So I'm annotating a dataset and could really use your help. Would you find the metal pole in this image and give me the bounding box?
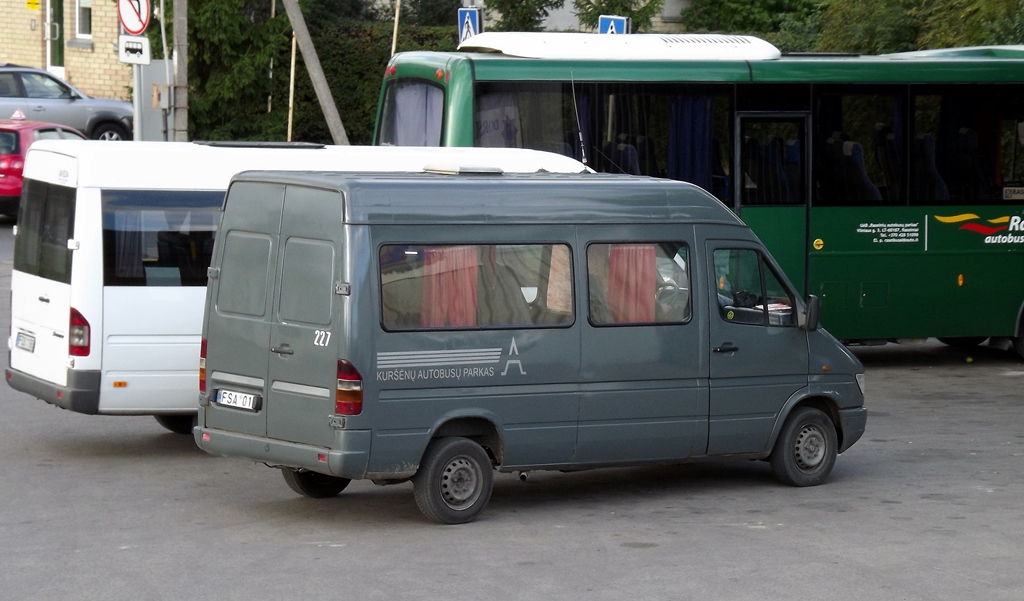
[280,0,349,145]
[132,64,141,140]
[288,32,296,141]
[172,0,188,141]
[391,0,401,57]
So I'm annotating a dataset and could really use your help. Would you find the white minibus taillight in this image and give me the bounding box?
[69,308,90,357]
[199,338,207,393]
[336,360,363,415]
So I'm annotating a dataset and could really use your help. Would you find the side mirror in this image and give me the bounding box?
[802,294,820,331]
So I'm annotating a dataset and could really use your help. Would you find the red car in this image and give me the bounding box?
[0,119,86,217]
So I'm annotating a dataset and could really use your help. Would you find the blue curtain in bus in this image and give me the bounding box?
[667,95,712,191]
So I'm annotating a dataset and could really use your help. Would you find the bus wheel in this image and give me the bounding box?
[937,336,988,348]
[1014,336,1024,361]
[413,437,493,524]
[154,414,196,435]
[281,468,350,498]
[769,407,837,487]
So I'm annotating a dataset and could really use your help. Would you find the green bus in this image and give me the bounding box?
[373,32,1024,357]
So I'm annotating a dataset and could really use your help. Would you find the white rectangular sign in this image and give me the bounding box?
[118,35,151,65]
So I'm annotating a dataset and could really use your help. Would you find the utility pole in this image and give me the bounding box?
[280,0,349,145]
[172,0,188,141]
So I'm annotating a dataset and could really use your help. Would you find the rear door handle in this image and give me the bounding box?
[271,344,294,355]
[713,343,739,353]
[38,296,50,303]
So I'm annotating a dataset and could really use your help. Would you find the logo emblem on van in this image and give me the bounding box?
[375,338,525,382]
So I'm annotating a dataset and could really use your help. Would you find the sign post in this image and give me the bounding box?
[118,0,150,141]
[458,8,481,44]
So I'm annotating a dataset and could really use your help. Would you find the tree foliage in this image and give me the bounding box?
[573,0,665,33]
[487,0,567,31]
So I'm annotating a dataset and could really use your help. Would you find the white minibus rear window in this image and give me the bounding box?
[13,179,76,284]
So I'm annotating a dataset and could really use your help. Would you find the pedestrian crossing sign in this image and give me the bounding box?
[458,8,482,44]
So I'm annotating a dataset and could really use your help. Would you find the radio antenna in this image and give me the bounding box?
[570,68,588,166]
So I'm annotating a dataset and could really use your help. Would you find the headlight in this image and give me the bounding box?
[856,373,866,395]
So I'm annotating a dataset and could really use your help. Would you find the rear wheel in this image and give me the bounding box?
[413,437,493,524]
[281,468,350,498]
[90,122,129,140]
[769,407,837,487]
[154,414,196,435]
[937,336,988,348]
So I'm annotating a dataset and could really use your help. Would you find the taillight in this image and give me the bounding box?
[69,308,90,356]
[0,154,25,176]
[199,338,207,393]
[336,359,363,415]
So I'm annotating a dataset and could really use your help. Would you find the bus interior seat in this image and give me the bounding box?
[741,137,767,204]
[838,141,883,204]
[873,124,903,204]
[478,263,533,326]
[602,139,641,175]
[956,127,990,201]
[913,133,950,202]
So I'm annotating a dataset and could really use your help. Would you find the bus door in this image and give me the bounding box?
[734,114,809,295]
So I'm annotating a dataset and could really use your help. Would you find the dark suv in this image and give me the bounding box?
[0,64,133,140]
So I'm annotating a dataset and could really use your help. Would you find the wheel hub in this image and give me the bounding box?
[440,456,481,510]
[794,425,826,470]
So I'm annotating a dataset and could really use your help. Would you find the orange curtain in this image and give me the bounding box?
[421,246,479,327]
[608,244,656,323]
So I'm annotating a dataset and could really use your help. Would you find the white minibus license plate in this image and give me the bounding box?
[15,332,36,353]
[216,389,260,411]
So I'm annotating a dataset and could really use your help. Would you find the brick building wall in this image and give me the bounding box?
[0,0,46,67]
[0,0,131,101]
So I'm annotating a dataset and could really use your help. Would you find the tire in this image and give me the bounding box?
[413,437,494,524]
[154,414,197,435]
[937,336,988,348]
[90,122,129,141]
[1014,336,1024,361]
[281,468,350,498]
[769,406,837,487]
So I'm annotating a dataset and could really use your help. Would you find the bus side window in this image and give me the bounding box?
[588,242,690,326]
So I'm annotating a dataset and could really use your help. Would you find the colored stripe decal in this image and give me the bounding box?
[960,223,1008,235]
[934,213,980,223]
[988,216,1011,224]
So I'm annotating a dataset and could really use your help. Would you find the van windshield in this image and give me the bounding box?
[101,190,223,286]
[13,179,76,284]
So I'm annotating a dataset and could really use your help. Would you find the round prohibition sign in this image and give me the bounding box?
[118,0,151,35]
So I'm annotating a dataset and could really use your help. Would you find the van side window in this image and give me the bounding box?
[379,243,574,330]
[13,179,76,284]
[713,248,795,326]
[587,242,691,325]
[101,190,222,286]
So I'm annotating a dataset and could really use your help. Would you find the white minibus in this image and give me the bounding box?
[5,140,587,433]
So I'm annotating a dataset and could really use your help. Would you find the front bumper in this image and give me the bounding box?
[838,406,868,453]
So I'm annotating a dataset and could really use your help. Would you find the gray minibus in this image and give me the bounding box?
[195,169,867,524]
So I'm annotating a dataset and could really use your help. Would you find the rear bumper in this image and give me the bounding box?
[195,426,372,481]
[0,194,19,216]
[5,367,101,414]
[838,406,868,453]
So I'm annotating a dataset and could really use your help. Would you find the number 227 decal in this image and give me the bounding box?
[314,330,332,347]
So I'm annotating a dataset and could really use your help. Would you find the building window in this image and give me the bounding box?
[77,0,92,38]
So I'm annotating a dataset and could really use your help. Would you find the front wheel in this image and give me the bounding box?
[281,468,350,498]
[769,407,837,487]
[413,437,493,524]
